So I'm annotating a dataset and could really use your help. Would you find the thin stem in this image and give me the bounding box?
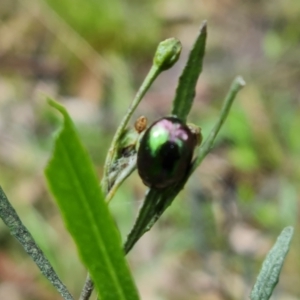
[191,76,246,173]
[0,186,74,300]
[101,37,182,195]
[123,189,160,254]
[102,65,160,194]
[106,158,137,203]
[79,274,94,300]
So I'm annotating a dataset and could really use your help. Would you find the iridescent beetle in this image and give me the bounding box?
[136,116,201,189]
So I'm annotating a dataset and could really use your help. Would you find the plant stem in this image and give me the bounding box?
[0,186,74,300]
[123,189,160,254]
[102,37,182,195]
[101,65,160,194]
[191,76,246,173]
[106,157,137,203]
[79,273,94,300]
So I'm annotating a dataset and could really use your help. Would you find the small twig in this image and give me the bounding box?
[79,274,94,300]
[0,186,74,300]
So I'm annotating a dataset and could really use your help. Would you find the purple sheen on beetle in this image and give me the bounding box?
[137,116,196,189]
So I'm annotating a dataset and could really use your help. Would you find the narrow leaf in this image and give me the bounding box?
[124,181,186,254]
[250,226,294,300]
[0,187,74,300]
[192,76,245,172]
[45,99,139,300]
[171,21,207,122]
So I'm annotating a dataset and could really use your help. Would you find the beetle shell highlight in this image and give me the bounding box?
[137,116,196,189]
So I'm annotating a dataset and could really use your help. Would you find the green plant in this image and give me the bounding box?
[0,21,294,300]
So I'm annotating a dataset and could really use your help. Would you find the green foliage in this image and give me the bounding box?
[124,72,245,256]
[250,227,294,300]
[42,24,246,298]
[172,21,207,123]
[44,99,139,300]
[42,25,246,298]
[0,8,296,297]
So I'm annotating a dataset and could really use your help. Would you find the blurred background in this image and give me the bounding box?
[0,0,300,299]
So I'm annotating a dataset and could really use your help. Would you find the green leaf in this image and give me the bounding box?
[44,99,139,300]
[250,226,294,300]
[124,181,186,254]
[171,21,207,122]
